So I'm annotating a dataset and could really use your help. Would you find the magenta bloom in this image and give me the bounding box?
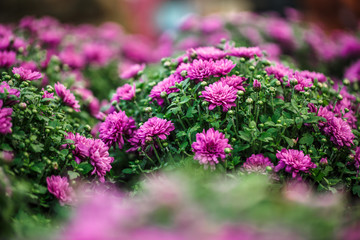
[54,82,81,112]
[0,51,16,68]
[0,150,14,162]
[46,175,73,205]
[83,42,112,66]
[119,63,145,79]
[189,46,226,60]
[111,84,136,102]
[291,72,313,92]
[352,147,360,169]
[42,88,54,99]
[128,117,175,151]
[200,81,237,112]
[253,79,261,90]
[300,70,327,83]
[192,128,232,168]
[220,75,246,91]
[0,81,20,106]
[187,59,215,81]
[12,67,42,81]
[149,75,181,106]
[344,60,360,83]
[59,47,85,69]
[99,110,136,149]
[213,58,236,76]
[275,149,316,179]
[265,63,293,82]
[0,100,13,135]
[323,117,354,147]
[243,154,274,173]
[227,46,262,59]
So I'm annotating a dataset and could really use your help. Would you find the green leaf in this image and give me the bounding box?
[68,171,80,180]
[78,162,93,174]
[353,186,360,197]
[236,144,250,151]
[180,96,190,104]
[122,168,133,174]
[0,143,13,151]
[283,136,294,148]
[239,131,251,142]
[180,141,188,150]
[30,162,46,174]
[299,133,314,146]
[30,143,44,153]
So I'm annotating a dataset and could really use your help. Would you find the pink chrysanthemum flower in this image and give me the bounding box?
[64,132,93,163]
[83,42,112,66]
[253,79,261,90]
[187,59,215,81]
[174,62,191,80]
[54,82,81,112]
[59,47,85,69]
[0,51,16,68]
[12,67,42,81]
[46,175,73,205]
[128,117,175,151]
[344,60,360,83]
[291,72,313,92]
[192,128,232,168]
[189,46,226,60]
[243,154,274,173]
[275,149,316,179]
[352,147,360,169]
[0,100,13,135]
[42,88,54,99]
[119,63,145,79]
[0,81,20,106]
[213,58,236,76]
[227,46,262,59]
[99,110,136,149]
[265,63,293,82]
[220,75,246,91]
[149,75,181,106]
[323,117,355,147]
[200,81,237,112]
[111,84,136,102]
[300,70,327,83]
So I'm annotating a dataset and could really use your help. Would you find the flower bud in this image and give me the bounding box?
[201,81,208,87]
[19,102,27,109]
[275,80,281,86]
[144,107,152,113]
[181,70,187,77]
[266,166,272,172]
[320,158,328,166]
[160,91,168,98]
[344,108,350,113]
[269,87,276,92]
[337,94,343,100]
[237,90,244,96]
[163,142,169,147]
[224,148,232,154]
[343,79,350,86]
[240,57,246,63]
[84,125,91,131]
[253,79,261,91]
[52,162,58,170]
[258,100,263,105]
[249,65,255,71]
[246,98,253,104]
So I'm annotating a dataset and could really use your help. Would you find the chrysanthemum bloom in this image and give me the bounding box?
[200,16,223,33]
[200,81,237,112]
[64,132,93,163]
[227,46,262,59]
[128,117,175,151]
[213,58,236,76]
[0,51,16,68]
[243,154,274,173]
[20,61,38,71]
[220,75,246,91]
[59,47,85,69]
[119,63,145,79]
[149,75,181,106]
[320,158,328,165]
[291,72,313,92]
[99,110,136,149]
[54,82,81,112]
[0,81,20,106]
[352,147,360,169]
[0,100,13,135]
[187,59,215,81]
[253,79,261,90]
[39,29,63,48]
[192,128,232,168]
[189,46,226,60]
[344,59,360,83]
[265,64,293,82]
[42,89,54,99]
[0,150,14,162]
[173,62,191,80]
[111,84,136,102]
[46,175,73,205]
[83,42,112,66]
[323,117,354,147]
[12,67,42,81]
[275,149,316,179]
[300,70,327,83]
[88,139,114,182]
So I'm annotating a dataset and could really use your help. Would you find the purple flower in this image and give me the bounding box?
[42,88,54,99]
[0,150,14,162]
[213,58,236,76]
[187,59,215,81]
[253,79,261,90]
[200,16,223,33]
[0,51,16,68]
[59,47,85,69]
[220,75,246,91]
[243,154,274,173]
[275,149,316,179]
[12,67,42,81]
[83,42,112,66]
[291,72,313,92]
[99,110,136,149]
[266,18,295,50]
[189,46,226,60]
[119,63,145,79]
[265,63,293,82]
[227,46,262,59]
[320,158,328,166]
[64,132,92,163]
[111,84,136,102]
[352,147,360,169]
[46,175,73,205]
[300,70,327,83]
[323,117,354,147]
[344,60,360,83]
[200,81,237,112]
[0,100,13,135]
[128,117,174,151]
[39,29,63,48]
[0,81,20,106]
[149,75,181,106]
[54,82,81,112]
[192,128,232,168]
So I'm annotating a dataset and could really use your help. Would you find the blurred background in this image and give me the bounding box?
[1,0,360,39]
